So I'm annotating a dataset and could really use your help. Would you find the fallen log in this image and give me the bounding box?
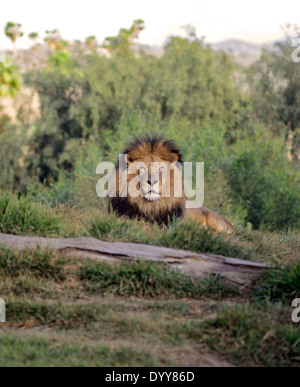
[0,233,268,286]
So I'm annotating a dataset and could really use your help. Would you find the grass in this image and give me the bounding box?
[88,211,258,261]
[0,191,298,265]
[2,297,300,367]
[253,262,300,303]
[0,247,67,281]
[0,334,159,367]
[6,300,110,329]
[0,191,60,236]
[174,303,300,367]
[88,211,300,264]
[0,195,299,366]
[0,247,237,301]
[235,227,300,264]
[79,259,239,299]
[0,246,299,367]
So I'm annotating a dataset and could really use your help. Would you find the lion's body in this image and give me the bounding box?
[108,135,235,234]
[184,207,235,234]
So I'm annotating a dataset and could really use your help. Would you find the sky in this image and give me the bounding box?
[1,0,300,50]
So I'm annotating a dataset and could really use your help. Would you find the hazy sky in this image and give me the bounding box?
[1,0,300,50]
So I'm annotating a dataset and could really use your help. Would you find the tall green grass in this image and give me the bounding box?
[253,262,300,302]
[0,191,60,236]
[88,211,258,261]
[79,259,238,299]
[0,247,66,280]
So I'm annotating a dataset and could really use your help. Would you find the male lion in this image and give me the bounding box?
[108,135,235,234]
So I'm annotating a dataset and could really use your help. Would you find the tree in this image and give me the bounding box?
[44,29,67,51]
[102,19,145,53]
[0,58,21,98]
[5,22,24,52]
[247,25,300,160]
[25,48,84,182]
[28,32,39,50]
[86,36,97,52]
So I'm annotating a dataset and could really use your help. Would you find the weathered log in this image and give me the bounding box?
[0,233,268,286]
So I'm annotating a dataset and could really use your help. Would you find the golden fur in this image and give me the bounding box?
[108,135,235,234]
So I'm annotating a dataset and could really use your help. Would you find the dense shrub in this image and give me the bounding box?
[226,130,300,230]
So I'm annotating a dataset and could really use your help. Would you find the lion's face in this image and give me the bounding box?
[124,141,184,207]
[127,155,178,203]
[109,135,185,224]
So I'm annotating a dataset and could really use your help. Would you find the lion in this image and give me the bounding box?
[108,135,235,234]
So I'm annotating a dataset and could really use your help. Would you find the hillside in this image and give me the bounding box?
[0,192,299,367]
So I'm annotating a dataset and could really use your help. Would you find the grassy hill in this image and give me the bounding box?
[0,192,299,367]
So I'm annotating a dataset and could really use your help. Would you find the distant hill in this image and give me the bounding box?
[139,39,274,66]
[210,39,274,66]
[211,39,263,55]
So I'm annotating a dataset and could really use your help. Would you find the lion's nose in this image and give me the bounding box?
[148,179,158,187]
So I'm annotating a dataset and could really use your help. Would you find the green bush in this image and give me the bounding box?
[28,141,105,209]
[226,129,300,230]
[247,36,300,159]
[0,126,30,192]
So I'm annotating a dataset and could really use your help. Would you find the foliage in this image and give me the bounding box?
[28,141,103,208]
[0,58,21,97]
[5,21,23,49]
[247,27,300,159]
[226,128,300,230]
[85,36,97,51]
[103,19,145,52]
[24,50,84,182]
[28,32,39,49]
[44,29,67,51]
[28,32,39,40]
[0,126,30,191]
[0,19,298,232]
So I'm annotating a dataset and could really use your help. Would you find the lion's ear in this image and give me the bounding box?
[125,154,133,165]
[170,153,179,163]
